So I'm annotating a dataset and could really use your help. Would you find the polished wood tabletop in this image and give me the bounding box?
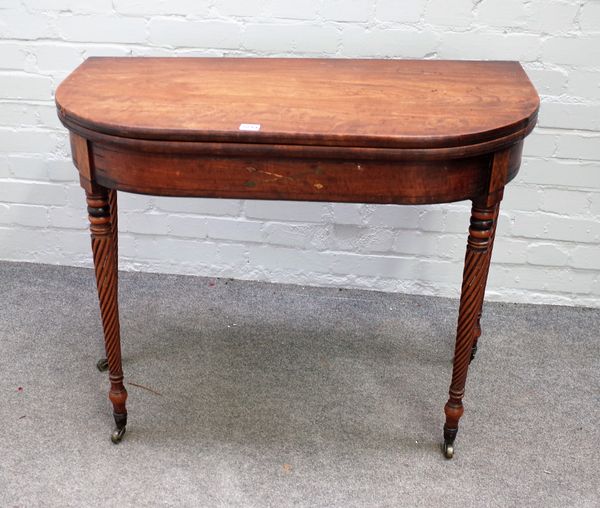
[56,57,539,458]
[56,58,538,149]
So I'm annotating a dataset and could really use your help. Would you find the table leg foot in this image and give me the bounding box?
[96,358,109,372]
[442,442,454,459]
[111,413,127,444]
[442,425,457,459]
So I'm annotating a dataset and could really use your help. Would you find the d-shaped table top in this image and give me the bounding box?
[55,57,539,150]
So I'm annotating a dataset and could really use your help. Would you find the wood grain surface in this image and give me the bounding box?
[56,57,539,149]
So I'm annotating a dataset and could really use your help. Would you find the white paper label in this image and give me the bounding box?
[239,123,261,131]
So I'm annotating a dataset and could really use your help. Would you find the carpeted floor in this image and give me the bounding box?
[0,261,598,507]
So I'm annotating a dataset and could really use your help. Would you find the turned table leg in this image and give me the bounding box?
[470,202,500,363]
[86,187,128,443]
[95,188,117,373]
[443,198,500,458]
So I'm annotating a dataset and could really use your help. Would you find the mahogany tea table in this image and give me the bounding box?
[55,57,539,458]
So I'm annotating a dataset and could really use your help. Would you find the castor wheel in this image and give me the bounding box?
[443,442,454,459]
[111,426,126,444]
[96,358,109,372]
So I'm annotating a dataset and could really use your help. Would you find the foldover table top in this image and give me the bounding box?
[56,57,539,150]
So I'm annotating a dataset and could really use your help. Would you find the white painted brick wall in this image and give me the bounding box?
[1,0,599,308]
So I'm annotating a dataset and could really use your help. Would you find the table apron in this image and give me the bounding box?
[85,141,523,205]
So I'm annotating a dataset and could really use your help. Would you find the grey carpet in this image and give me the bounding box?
[0,261,598,508]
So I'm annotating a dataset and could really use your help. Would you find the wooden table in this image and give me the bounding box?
[55,57,539,458]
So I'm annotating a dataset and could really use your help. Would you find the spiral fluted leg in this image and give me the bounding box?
[87,187,127,443]
[470,203,500,363]
[95,190,118,374]
[443,201,499,458]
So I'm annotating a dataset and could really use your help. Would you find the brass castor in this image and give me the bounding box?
[111,426,126,444]
[96,358,109,372]
[443,442,454,459]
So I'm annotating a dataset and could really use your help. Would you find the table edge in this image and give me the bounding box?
[58,110,538,162]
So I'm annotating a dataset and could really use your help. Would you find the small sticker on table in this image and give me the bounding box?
[239,123,261,131]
